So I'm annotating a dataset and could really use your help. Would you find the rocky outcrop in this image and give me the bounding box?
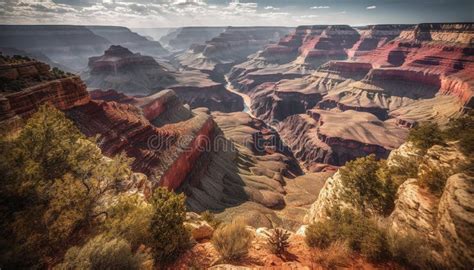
[89,89,193,126]
[0,25,111,71]
[348,24,414,58]
[84,46,243,112]
[84,45,175,95]
[160,27,226,51]
[278,109,407,168]
[0,60,90,131]
[87,26,168,57]
[242,61,372,122]
[435,173,474,268]
[177,27,290,79]
[179,112,302,223]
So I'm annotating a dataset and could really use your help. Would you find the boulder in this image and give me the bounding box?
[185,212,214,241]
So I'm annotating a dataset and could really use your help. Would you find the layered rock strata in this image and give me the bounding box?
[277,109,407,168]
[177,27,290,79]
[0,60,90,131]
[84,46,244,112]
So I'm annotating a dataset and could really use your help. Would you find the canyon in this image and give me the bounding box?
[0,21,473,269]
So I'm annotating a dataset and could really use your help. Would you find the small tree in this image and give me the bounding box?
[408,122,444,152]
[265,228,290,256]
[103,194,153,249]
[149,187,190,265]
[339,155,395,215]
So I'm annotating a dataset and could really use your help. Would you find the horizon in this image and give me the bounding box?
[1,0,473,28]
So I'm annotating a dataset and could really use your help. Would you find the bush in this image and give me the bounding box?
[360,226,390,262]
[307,209,391,263]
[418,164,450,196]
[408,123,445,152]
[55,234,142,270]
[265,228,290,256]
[388,232,440,270]
[444,112,474,156]
[305,222,334,249]
[211,219,253,262]
[311,241,350,270]
[0,104,133,268]
[103,194,153,249]
[339,155,396,215]
[149,187,190,265]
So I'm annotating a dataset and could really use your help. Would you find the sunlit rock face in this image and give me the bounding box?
[0,60,90,132]
[177,26,291,80]
[226,23,473,170]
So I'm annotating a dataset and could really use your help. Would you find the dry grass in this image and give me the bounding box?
[311,241,351,270]
[211,219,253,262]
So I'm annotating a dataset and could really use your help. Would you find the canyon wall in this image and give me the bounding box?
[87,26,168,57]
[0,25,111,71]
[84,45,244,112]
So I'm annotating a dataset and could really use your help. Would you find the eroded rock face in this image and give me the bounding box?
[278,109,407,168]
[0,60,90,132]
[179,111,302,227]
[87,26,168,57]
[84,45,175,95]
[177,26,291,79]
[436,173,474,268]
[84,46,244,112]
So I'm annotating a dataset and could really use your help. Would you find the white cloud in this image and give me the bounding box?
[310,6,330,9]
[264,6,279,11]
[299,14,319,18]
[366,5,376,9]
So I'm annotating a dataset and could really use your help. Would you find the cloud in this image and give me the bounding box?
[310,6,330,9]
[366,5,376,9]
[264,6,279,11]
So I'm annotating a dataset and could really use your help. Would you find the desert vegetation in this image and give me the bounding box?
[211,219,253,262]
[0,104,190,268]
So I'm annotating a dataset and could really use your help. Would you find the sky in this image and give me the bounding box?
[0,0,473,28]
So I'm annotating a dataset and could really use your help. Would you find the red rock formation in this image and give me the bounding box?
[348,24,414,58]
[0,61,90,130]
[277,109,408,168]
[178,26,290,77]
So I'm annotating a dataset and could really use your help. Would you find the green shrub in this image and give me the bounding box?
[103,194,153,249]
[265,228,290,256]
[444,112,474,156]
[388,232,441,270]
[305,222,334,249]
[149,187,190,265]
[418,164,450,196]
[211,219,253,262]
[360,226,390,262]
[0,104,133,268]
[307,209,391,263]
[55,234,142,270]
[408,123,445,152]
[339,155,396,215]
